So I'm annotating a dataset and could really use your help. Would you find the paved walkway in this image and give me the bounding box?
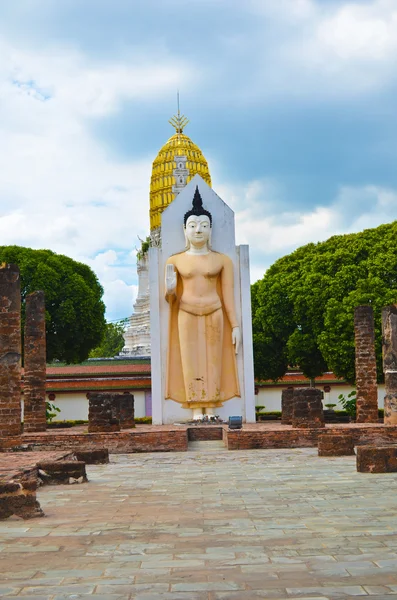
[0,445,397,599]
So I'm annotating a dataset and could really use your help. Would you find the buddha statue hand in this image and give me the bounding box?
[232,326,241,355]
[165,263,177,296]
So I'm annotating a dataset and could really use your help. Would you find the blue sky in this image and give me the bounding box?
[1,0,397,321]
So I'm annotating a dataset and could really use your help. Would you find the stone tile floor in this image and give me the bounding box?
[0,443,397,599]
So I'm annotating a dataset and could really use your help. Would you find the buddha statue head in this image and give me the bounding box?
[183,187,212,250]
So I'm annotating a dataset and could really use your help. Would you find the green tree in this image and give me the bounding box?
[89,321,126,358]
[0,245,106,363]
[252,221,397,384]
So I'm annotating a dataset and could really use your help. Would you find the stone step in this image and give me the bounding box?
[188,440,226,452]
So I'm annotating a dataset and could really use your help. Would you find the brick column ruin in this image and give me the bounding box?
[291,388,325,428]
[318,433,355,456]
[0,264,22,448]
[354,306,378,423]
[23,291,47,432]
[88,393,121,433]
[281,389,294,425]
[119,393,135,429]
[382,305,397,424]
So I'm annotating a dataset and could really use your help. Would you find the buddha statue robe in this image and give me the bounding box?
[165,250,240,409]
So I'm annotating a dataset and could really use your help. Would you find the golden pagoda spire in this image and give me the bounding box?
[168,91,189,134]
[149,99,211,231]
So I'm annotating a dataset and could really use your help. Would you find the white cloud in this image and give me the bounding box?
[250,0,315,20]
[247,0,397,97]
[316,1,397,62]
[0,37,191,118]
[0,35,191,320]
[1,2,397,321]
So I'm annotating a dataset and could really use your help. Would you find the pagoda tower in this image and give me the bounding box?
[122,110,211,356]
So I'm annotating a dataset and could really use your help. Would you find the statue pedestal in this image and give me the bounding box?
[149,175,256,425]
[192,408,204,420]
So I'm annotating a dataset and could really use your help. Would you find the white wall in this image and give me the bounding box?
[48,392,89,421]
[134,391,146,418]
[39,390,148,421]
[256,384,386,411]
[26,383,386,421]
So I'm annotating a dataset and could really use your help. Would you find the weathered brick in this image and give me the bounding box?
[0,264,22,447]
[382,305,397,424]
[281,389,294,425]
[23,291,47,433]
[23,427,189,453]
[354,306,378,423]
[88,393,121,433]
[318,433,355,456]
[356,445,397,472]
[224,424,397,450]
[292,388,325,429]
[119,393,135,429]
[188,427,223,441]
[0,479,44,520]
[74,449,109,464]
[37,460,88,484]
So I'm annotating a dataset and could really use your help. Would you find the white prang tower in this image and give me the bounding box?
[122,108,212,356]
[122,252,151,356]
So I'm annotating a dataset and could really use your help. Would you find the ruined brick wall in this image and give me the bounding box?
[224,424,397,450]
[23,428,189,453]
[281,389,294,425]
[318,433,355,456]
[291,388,325,429]
[119,394,135,429]
[23,291,47,433]
[0,264,22,448]
[88,393,121,433]
[356,446,397,473]
[187,427,223,441]
[0,477,44,520]
[224,426,320,450]
[382,305,397,425]
[354,305,378,423]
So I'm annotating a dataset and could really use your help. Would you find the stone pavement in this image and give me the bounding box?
[0,443,397,599]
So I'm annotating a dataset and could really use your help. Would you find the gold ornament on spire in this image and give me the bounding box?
[168,112,189,134]
[168,92,189,133]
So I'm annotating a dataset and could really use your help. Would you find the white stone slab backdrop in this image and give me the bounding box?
[150,174,255,424]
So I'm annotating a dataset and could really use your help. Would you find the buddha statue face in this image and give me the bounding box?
[184,215,211,249]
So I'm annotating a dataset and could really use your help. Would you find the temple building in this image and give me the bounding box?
[39,112,366,420]
[122,109,211,356]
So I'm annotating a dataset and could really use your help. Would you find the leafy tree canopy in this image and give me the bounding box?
[0,245,106,363]
[252,221,397,384]
[89,321,126,358]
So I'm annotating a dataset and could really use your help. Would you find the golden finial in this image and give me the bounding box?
[169,91,189,133]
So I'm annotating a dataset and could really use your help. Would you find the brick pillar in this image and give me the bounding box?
[88,393,121,433]
[292,388,325,428]
[120,393,135,429]
[281,389,294,425]
[382,305,397,424]
[23,291,47,432]
[354,306,378,423]
[0,264,22,448]
[318,433,355,456]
